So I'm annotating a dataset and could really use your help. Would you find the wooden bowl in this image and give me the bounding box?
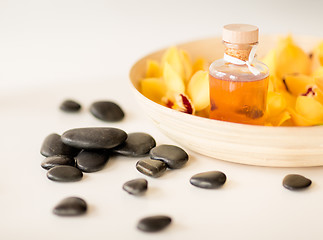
[129,35,323,167]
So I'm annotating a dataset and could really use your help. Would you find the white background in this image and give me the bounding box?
[1,0,323,239]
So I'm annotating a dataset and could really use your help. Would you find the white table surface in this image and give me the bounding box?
[1,1,323,239]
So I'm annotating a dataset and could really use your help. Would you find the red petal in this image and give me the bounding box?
[180,94,193,114]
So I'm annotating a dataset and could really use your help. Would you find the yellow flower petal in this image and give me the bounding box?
[192,58,206,73]
[275,36,310,79]
[281,91,297,109]
[187,70,210,111]
[179,49,193,84]
[311,41,323,72]
[161,46,184,80]
[265,110,291,126]
[283,74,315,96]
[268,76,274,92]
[289,108,317,126]
[292,96,323,125]
[146,60,162,78]
[163,62,185,93]
[262,49,276,75]
[314,87,323,104]
[265,91,292,126]
[315,76,323,92]
[276,111,291,126]
[140,78,167,104]
[266,91,286,117]
[312,66,323,78]
[269,74,286,92]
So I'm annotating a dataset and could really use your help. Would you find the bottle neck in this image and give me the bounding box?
[223,41,257,61]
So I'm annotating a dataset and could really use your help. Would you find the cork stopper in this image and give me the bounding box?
[223,24,259,61]
[223,24,258,44]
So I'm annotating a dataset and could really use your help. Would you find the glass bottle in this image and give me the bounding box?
[209,24,269,125]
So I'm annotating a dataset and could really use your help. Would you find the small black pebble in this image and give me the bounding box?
[136,159,167,178]
[113,132,156,157]
[150,144,189,169]
[40,133,79,157]
[60,99,81,112]
[190,171,226,189]
[283,174,312,190]
[47,165,83,182]
[75,150,109,173]
[90,101,124,122]
[41,155,75,170]
[123,178,148,195]
[137,215,172,232]
[53,197,87,216]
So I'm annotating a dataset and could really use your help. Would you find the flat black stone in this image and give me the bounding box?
[283,174,312,190]
[150,144,188,169]
[40,133,79,157]
[137,215,172,232]
[59,99,81,112]
[75,150,109,173]
[190,171,227,189]
[113,132,156,157]
[136,159,167,178]
[61,127,127,149]
[41,155,75,170]
[47,166,83,182]
[90,101,124,122]
[123,178,148,195]
[53,197,87,216]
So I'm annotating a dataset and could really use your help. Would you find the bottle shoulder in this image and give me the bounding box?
[209,58,269,81]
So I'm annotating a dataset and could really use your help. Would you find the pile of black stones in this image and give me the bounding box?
[40,128,191,181]
[40,99,313,233]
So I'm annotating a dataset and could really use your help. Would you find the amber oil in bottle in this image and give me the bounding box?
[209,24,269,125]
